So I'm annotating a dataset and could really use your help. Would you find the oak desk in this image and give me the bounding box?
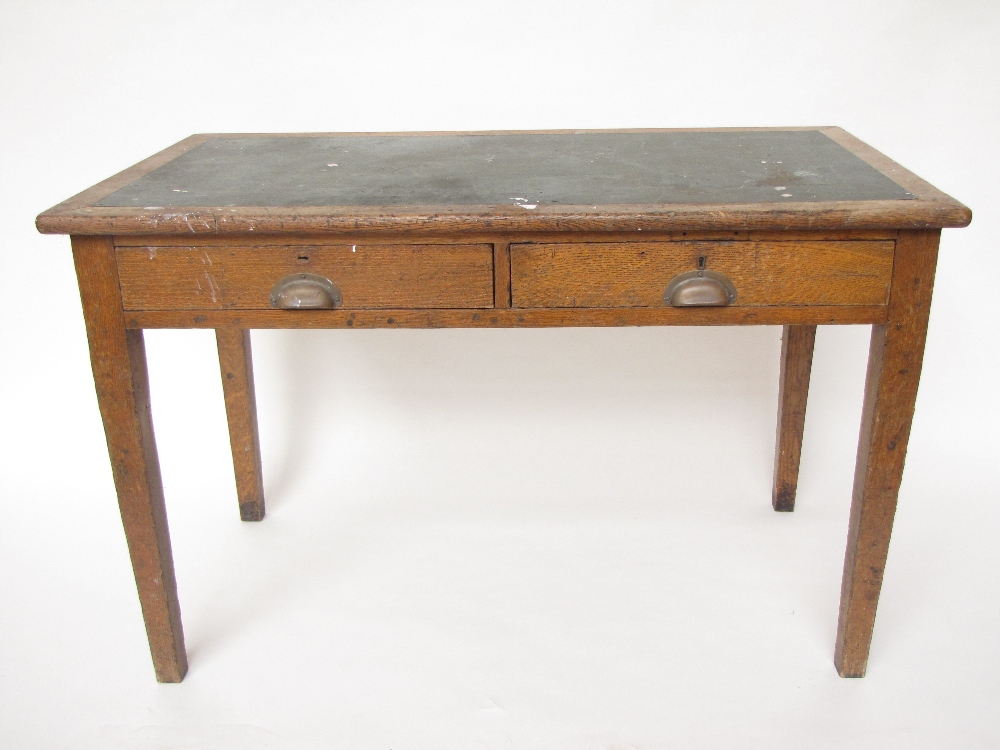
[37,128,971,683]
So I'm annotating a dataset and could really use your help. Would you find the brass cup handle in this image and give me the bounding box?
[663,270,737,307]
[269,273,343,309]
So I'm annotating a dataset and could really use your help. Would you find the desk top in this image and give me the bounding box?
[37,128,970,235]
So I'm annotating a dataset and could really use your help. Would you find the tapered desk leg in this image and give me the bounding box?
[835,229,940,677]
[772,324,817,512]
[72,236,187,683]
[215,329,266,521]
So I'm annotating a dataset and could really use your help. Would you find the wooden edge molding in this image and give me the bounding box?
[110,229,899,246]
[125,306,888,330]
[37,199,969,236]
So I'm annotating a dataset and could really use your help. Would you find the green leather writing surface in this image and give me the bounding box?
[97,130,913,209]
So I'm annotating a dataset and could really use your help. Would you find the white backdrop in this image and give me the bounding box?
[1,1,997,747]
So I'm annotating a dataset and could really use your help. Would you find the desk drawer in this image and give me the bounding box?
[510,241,894,308]
[116,243,495,310]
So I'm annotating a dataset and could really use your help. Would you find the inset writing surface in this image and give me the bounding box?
[97,130,914,209]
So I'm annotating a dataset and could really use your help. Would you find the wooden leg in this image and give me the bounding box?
[772,324,817,512]
[834,229,940,677]
[216,328,266,522]
[72,236,188,683]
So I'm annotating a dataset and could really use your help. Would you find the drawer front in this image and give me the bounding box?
[510,241,894,308]
[116,243,495,310]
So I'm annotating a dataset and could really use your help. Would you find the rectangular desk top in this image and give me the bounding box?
[37,128,970,236]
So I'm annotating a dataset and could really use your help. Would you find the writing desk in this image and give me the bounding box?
[37,128,971,683]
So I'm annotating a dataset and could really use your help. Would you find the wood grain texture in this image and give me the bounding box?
[216,329,265,522]
[116,244,494,310]
[111,229,899,247]
[493,242,511,308]
[37,199,970,236]
[772,324,817,512]
[834,229,940,677]
[125,305,888,330]
[71,235,187,683]
[510,241,894,308]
